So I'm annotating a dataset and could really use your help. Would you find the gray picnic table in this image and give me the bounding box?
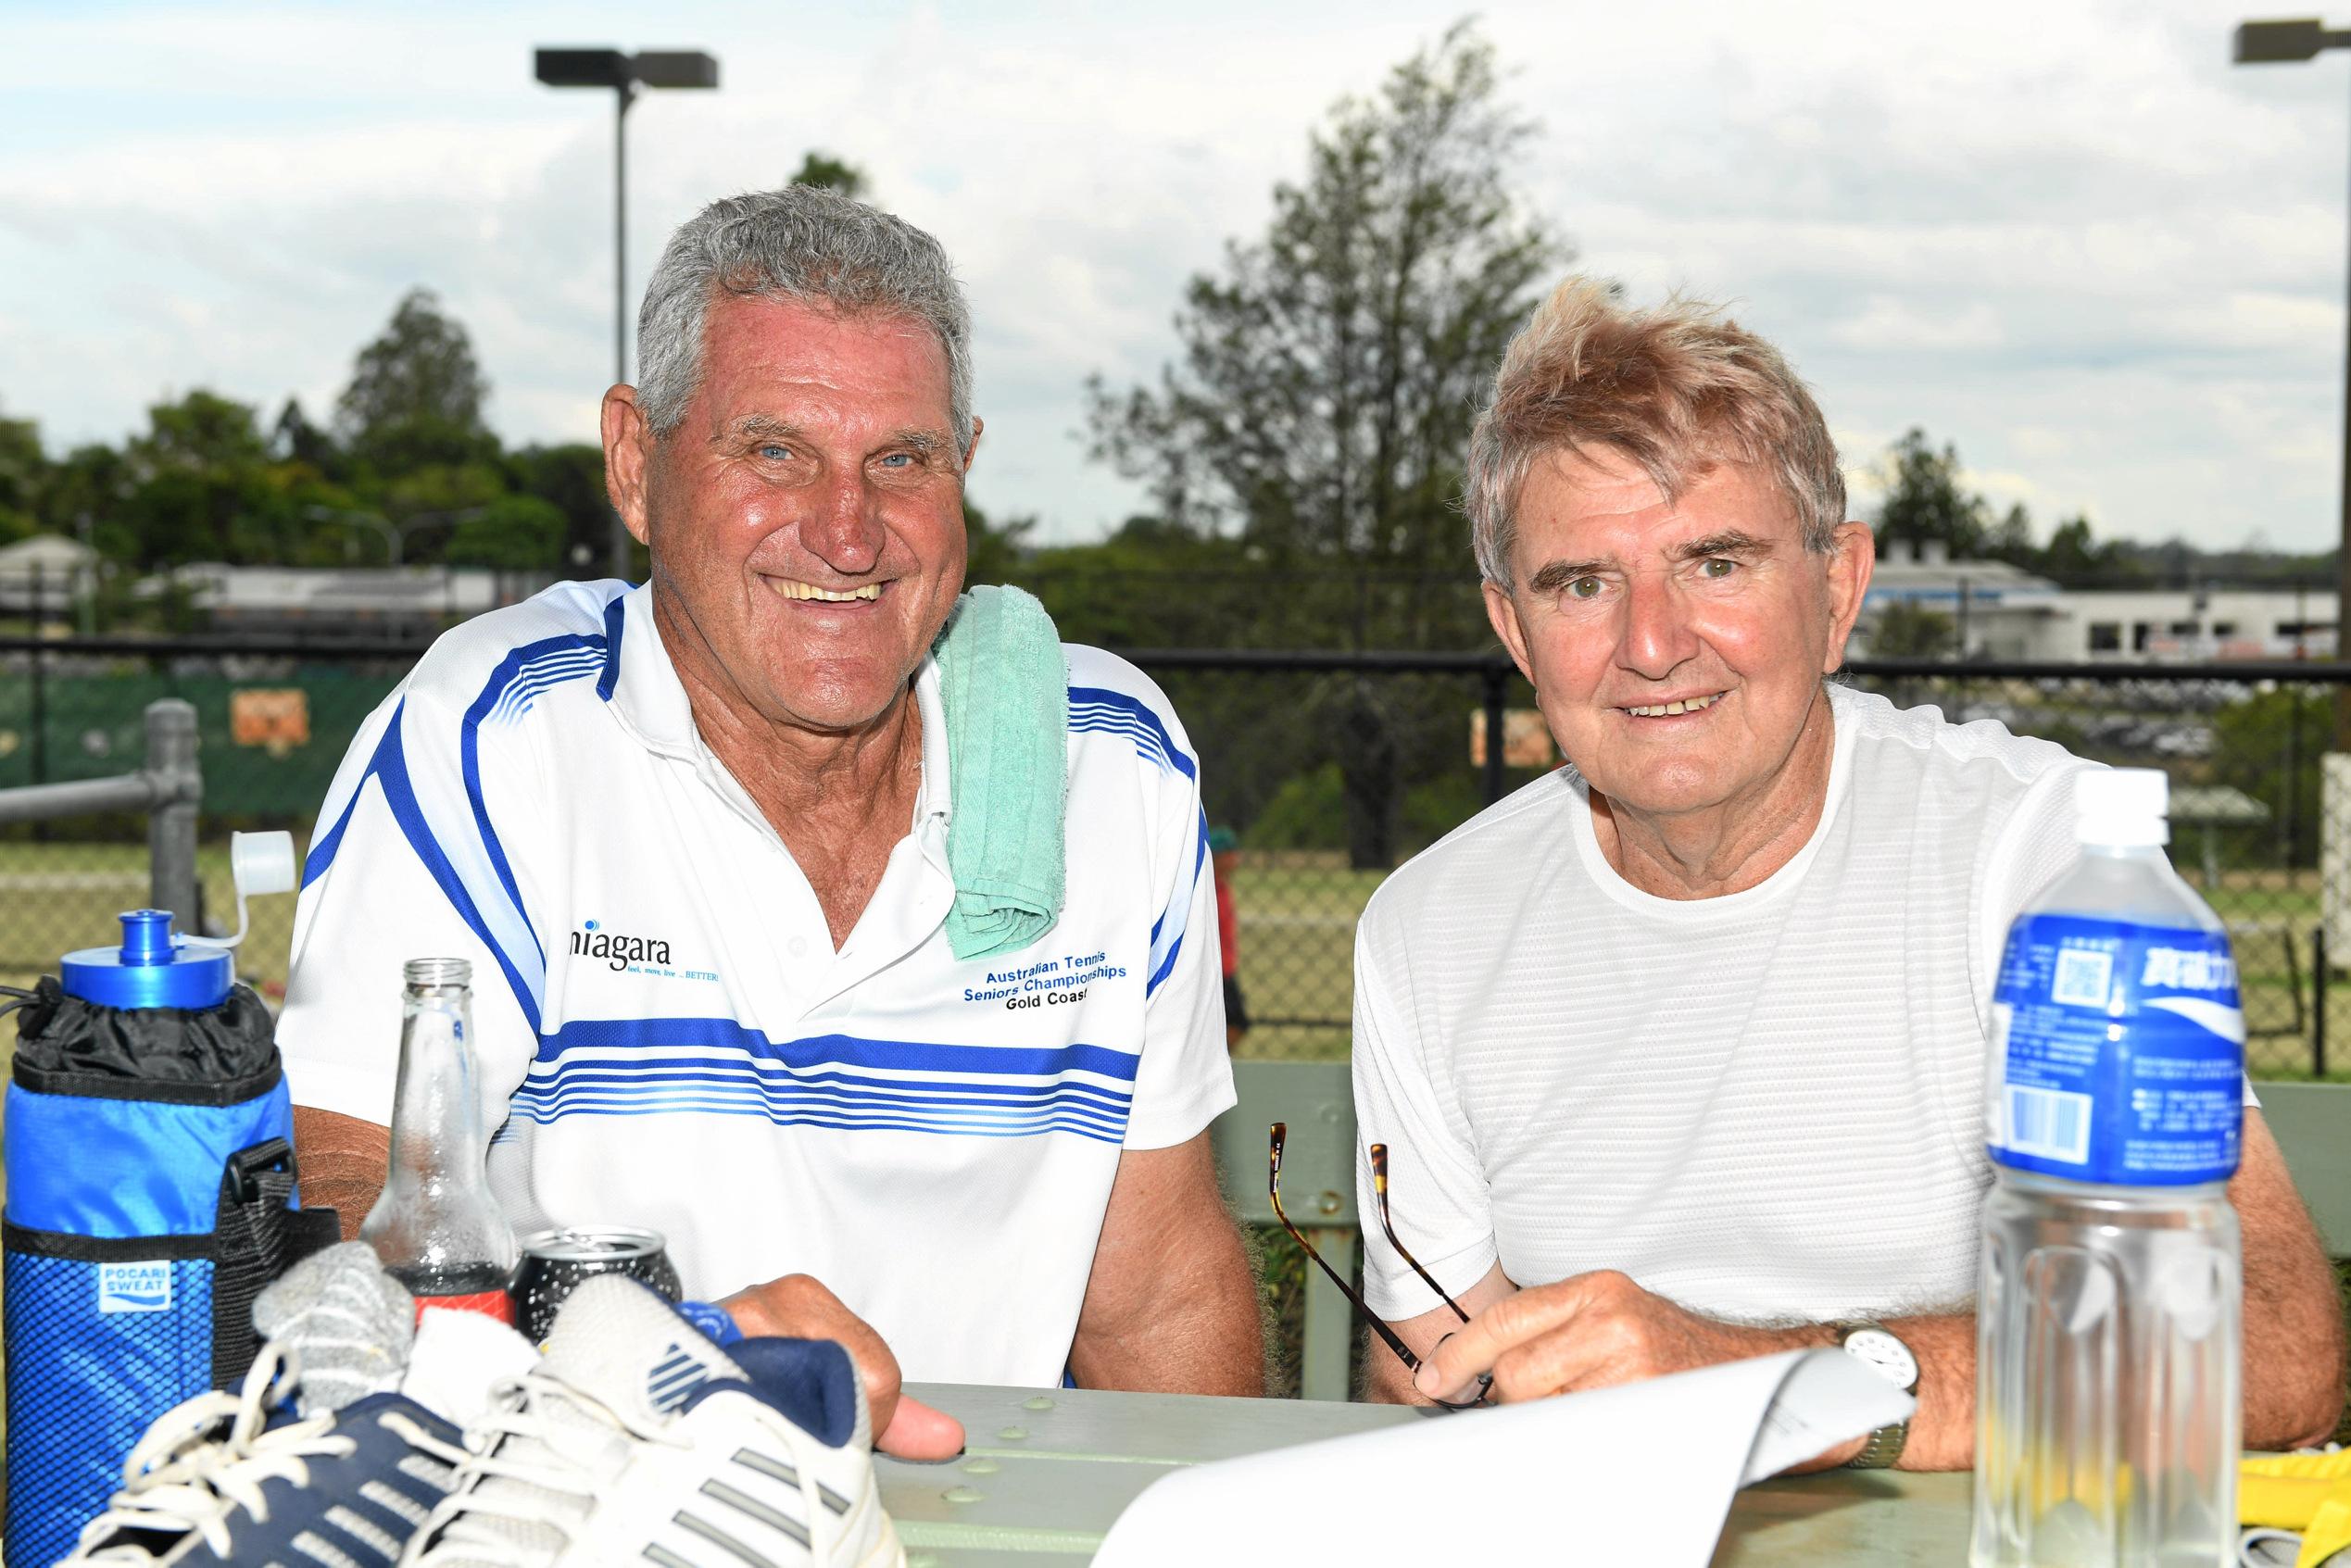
[878,1381,1971,1565]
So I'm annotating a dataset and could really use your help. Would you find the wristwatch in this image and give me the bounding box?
[1834,1321,1918,1469]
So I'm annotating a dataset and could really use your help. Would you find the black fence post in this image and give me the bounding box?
[28,575,46,787]
[1481,664,1508,807]
[2316,923,2329,1080]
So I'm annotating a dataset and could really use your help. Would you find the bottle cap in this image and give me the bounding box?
[60,909,233,1010]
[2074,767,2169,847]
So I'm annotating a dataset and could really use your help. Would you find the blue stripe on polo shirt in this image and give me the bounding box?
[1068,686,1196,780]
[366,707,547,1034]
[462,633,610,972]
[596,593,626,700]
[1144,808,1210,998]
[302,623,618,1030]
[509,1020,1139,1144]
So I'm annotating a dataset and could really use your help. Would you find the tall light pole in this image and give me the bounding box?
[534,47,720,577]
[2237,19,2351,743]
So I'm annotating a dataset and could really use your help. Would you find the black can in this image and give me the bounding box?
[510,1226,682,1342]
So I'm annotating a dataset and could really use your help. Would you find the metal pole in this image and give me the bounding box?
[29,568,47,788]
[2337,66,2351,748]
[2317,922,2331,1077]
[144,698,202,930]
[1481,666,1508,806]
[609,82,637,582]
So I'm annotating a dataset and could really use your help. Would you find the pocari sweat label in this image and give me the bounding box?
[1989,914,2244,1185]
[96,1261,172,1313]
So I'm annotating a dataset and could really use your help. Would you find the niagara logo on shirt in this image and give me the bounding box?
[571,918,674,972]
[97,1261,172,1313]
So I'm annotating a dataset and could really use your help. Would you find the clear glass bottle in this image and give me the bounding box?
[359,958,518,1320]
[1973,770,2242,1568]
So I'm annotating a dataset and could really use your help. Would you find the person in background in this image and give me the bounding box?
[1210,826,1248,1051]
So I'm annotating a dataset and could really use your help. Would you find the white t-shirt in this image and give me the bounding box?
[280,580,1235,1385]
[1351,684,2093,1324]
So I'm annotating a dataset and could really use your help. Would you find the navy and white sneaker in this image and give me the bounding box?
[58,1341,467,1568]
[62,1243,539,1568]
[409,1276,904,1568]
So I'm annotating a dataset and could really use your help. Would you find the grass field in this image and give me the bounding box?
[3,842,2347,1076]
[0,840,299,998]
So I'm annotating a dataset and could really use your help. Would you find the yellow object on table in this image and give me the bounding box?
[2241,1449,2351,1568]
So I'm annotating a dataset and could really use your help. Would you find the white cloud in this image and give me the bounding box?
[2,0,2347,551]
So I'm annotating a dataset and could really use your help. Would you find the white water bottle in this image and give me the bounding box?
[1973,769,2243,1568]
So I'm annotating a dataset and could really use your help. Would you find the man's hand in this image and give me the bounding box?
[719,1273,965,1461]
[1414,1269,1820,1407]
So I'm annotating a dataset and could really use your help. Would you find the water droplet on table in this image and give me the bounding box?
[943,1485,985,1505]
[1023,1395,1056,1411]
[998,1424,1029,1440]
[962,1456,999,1474]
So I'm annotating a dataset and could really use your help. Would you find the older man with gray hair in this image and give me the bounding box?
[280,187,1263,1456]
[1351,278,2345,1466]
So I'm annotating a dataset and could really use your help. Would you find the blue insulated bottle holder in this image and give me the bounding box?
[4,910,336,1568]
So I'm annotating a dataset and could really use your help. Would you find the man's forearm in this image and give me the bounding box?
[292,1105,390,1242]
[1766,1312,1976,1473]
[1069,1212,1264,1395]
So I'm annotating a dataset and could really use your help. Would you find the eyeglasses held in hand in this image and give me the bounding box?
[1266,1123,1490,1409]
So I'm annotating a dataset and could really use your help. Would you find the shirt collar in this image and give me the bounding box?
[605,582,953,829]
[602,583,697,758]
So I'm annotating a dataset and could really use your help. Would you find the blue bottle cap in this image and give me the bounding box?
[59,909,233,1011]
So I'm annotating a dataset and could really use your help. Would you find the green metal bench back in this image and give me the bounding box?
[2254,1081,2351,1258]
[1213,1059,1358,1226]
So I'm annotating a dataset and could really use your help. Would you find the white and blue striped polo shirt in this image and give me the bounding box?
[279,579,1234,1386]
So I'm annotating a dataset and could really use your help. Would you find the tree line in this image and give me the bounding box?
[0,20,2318,659]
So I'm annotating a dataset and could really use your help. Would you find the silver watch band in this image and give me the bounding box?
[1833,1320,1917,1470]
[1845,1416,1910,1469]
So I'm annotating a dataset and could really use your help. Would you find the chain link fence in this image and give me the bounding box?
[4,634,2349,1079]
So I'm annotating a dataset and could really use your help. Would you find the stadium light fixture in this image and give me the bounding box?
[534,46,721,576]
[2236,19,2351,739]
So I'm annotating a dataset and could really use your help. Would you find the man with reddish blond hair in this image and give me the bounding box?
[1351,278,2345,1467]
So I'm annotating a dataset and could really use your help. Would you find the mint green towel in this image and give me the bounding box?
[932,584,1068,960]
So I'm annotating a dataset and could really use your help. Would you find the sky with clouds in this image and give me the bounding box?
[1,0,2343,550]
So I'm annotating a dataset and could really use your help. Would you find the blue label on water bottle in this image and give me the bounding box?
[1989,914,2243,1185]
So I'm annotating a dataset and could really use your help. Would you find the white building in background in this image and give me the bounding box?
[2038,585,2337,662]
[1853,541,2338,662]
[138,563,551,636]
[0,533,100,616]
[1854,541,2068,660]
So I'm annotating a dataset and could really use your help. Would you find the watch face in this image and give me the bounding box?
[1842,1327,1919,1391]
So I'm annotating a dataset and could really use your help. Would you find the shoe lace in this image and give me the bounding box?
[403,1369,689,1568]
[65,1344,358,1562]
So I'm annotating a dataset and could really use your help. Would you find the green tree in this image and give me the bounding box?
[270,396,338,471]
[119,391,280,567]
[961,497,1035,589]
[336,288,497,473]
[447,494,565,571]
[44,442,132,559]
[505,443,611,572]
[2211,687,2326,870]
[1875,429,1988,559]
[0,408,44,544]
[1865,599,1956,659]
[1087,19,1558,641]
[787,152,868,197]
[1084,20,1558,868]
